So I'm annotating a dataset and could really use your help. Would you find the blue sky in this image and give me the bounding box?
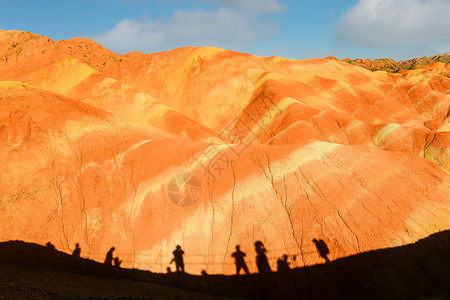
[1,0,448,60]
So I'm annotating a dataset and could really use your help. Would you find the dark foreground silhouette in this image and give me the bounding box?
[170,245,185,273]
[254,241,271,274]
[104,247,115,266]
[0,231,449,299]
[312,238,330,263]
[232,245,250,275]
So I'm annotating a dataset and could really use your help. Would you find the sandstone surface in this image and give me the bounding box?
[0,30,449,276]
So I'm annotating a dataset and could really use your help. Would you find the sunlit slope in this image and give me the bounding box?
[0,30,220,142]
[1,30,448,150]
[0,30,449,275]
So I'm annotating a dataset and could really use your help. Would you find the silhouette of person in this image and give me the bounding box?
[254,241,271,273]
[313,239,330,263]
[46,242,55,249]
[72,243,81,272]
[231,245,250,275]
[170,245,185,272]
[113,257,122,268]
[72,243,81,259]
[277,254,290,272]
[104,247,115,266]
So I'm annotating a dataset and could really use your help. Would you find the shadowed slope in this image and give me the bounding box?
[0,230,448,299]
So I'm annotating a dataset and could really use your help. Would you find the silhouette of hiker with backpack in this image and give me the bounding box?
[313,239,331,263]
[231,245,250,275]
[170,245,185,272]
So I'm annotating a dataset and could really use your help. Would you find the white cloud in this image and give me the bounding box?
[335,0,449,48]
[89,8,276,54]
[198,0,286,13]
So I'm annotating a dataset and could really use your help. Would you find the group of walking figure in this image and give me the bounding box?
[104,246,122,267]
[70,238,330,275]
[230,241,273,275]
[169,239,330,275]
[72,244,122,269]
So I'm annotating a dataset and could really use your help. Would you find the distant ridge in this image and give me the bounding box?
[331,53,450,72]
